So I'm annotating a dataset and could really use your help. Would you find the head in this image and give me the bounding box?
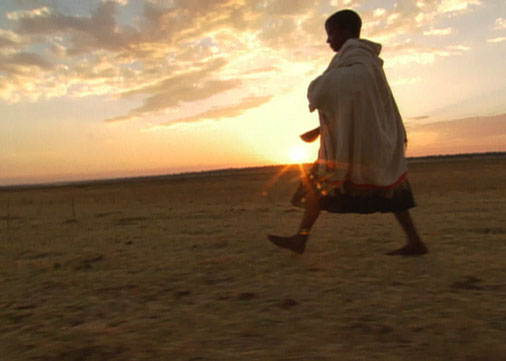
[325,9,362,52]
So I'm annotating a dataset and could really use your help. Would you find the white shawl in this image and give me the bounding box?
[307,38,407,188]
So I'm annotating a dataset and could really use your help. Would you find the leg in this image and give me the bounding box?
[267,190,321,254]
[387,210,428,256]
[297,189,322,235]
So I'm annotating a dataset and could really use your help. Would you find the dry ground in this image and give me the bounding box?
[1,157,505,361]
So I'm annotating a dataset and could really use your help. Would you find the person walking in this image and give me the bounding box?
[268,9,428,256]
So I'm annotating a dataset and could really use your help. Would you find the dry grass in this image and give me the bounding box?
[1,157,505,361]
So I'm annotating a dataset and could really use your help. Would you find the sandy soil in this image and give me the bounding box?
[1,157,505,361]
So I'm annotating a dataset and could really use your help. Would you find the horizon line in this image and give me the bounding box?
[1,151,505,191]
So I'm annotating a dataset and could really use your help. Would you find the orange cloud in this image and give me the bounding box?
[487,37,506,43]
[437,0,481,14]
[423,27,452,36]
[161,95,273,126]
[0,0,491,121]
[494,17,506,30]
[407,113,506,155]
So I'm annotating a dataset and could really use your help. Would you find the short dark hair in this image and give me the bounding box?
[325,9,362,38]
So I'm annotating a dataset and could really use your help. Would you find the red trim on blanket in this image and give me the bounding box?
[325,171,408,190]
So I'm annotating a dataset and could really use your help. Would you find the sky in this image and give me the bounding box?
[1,0,505,185]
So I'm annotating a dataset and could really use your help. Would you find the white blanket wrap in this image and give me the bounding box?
[308,38,407,188]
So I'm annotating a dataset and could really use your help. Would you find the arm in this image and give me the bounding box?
[300,127,320,143]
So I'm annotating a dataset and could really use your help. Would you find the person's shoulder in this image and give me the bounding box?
[356,39,382,54]
[328,53,341,67]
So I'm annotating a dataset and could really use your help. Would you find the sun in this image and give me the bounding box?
[289,145,307,163]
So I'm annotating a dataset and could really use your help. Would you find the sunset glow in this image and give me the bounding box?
[1,0,505,185]
[289,145,308,164]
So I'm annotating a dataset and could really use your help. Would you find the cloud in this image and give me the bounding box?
[373,8,386,17]
[494,17,506,30]
[487,36,506,43]
[242,66,280,75]
[104,57,245,123]
[160,95,273,126]
[362,0,482,42]
[409,113,506,140]
[106,0,128,5]
[11,2,139,54]
[436,0,481,14]
[423,27,452,36]
[264,0,315,15]
[120,57,229,97]
[382,42,471,67]
[2,1,248,104]
[6,7,52,21]
[409,115,430,121]
[447,45,471,51]
[330,0,356,6]
[135,78,241,114]
[391,76,422,87]
[1,0,324,110]
[0,0,491,123]
[258,17,298,48]
[0,51,54,79]
[407,113,506,155]
[0,32,18,48]
[1,51,53,70]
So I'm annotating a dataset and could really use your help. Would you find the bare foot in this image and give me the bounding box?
[267,234,307,254]
[386,244,428,256]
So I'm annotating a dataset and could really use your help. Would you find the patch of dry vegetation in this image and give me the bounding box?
[1,157,505,360]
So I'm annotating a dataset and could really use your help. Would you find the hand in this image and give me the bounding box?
[300,127,320,143]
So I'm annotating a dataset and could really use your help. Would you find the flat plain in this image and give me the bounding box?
[1,156,505,361]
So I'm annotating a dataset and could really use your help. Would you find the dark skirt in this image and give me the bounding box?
[291,165,416,214]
